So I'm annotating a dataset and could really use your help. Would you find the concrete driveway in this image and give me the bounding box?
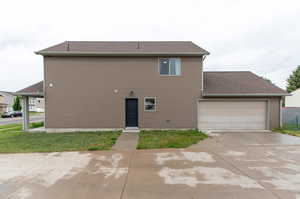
[1,132,300,199]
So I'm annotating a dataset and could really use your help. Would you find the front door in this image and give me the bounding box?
[125,98,138,127]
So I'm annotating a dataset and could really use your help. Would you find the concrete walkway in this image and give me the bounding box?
[29,127,46,132]
[112,132,139,150]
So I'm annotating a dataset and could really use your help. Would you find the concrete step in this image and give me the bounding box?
[122,127,140,133]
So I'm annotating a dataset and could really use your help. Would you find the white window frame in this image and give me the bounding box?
[158,58,181,76]
[144,97,157,112]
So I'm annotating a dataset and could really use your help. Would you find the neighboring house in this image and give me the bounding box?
[29,97,44,112]
[285,88,300,107]
[283,88,300,126]
[0,91,15,113]
[0,95,7,114]
[16,41,289,132]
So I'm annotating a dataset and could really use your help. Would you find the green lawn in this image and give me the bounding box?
[29,111,44,116]
[137,130,208,149]
[30,121,44,129]
[0,123,21,129]
[0,123,121,153]
[0,122,44,131]
[273,125,300,137]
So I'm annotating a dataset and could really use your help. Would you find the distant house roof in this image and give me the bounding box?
[0,91,14,96]
[203,71,289,96]
[15,81,44,97]
[36,41,209,56]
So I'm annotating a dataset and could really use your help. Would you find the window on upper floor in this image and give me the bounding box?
[159,58,181,76]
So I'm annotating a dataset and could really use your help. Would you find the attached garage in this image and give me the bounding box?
[198,100,268,130]
[201,71,290,130]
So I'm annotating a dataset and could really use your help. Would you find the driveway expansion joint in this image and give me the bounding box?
[119,150,135,199]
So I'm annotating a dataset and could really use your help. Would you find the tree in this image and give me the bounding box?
[13,96,22,111]
[287,66,300,93]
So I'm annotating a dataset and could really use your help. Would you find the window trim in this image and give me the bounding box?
[158,57,181,76]
[144,97,157,112]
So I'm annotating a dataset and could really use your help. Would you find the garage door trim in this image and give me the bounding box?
[197,98,270,130]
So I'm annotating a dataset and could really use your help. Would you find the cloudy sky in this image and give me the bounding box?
[1,0,299,91]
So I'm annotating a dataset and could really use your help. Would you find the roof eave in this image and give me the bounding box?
[203,51,210,55]
[35,51,208,56]
[14,92,44,97]
[202,93,291,97]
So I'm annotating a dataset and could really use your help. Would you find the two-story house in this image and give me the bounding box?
[29,97,45,112]
[16,41,289,132]
[0,91,15,113]
[285,88,300,107]
[0,94,7,114]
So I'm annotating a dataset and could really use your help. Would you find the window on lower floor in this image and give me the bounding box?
[144,97,156,112]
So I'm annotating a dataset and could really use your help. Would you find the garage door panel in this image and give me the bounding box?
[198,101,267,130]
[199,122,265,130]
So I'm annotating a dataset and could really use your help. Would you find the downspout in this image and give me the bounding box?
[43,58,47,131]
[201,55,207,97]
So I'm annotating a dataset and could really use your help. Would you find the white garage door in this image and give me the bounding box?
[198,101,267,130]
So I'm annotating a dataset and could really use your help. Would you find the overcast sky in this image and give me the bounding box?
[1,0,299,91]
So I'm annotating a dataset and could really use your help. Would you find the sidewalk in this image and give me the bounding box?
[112,132,139,150]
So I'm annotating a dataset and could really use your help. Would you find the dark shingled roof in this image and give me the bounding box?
[16,81,44,96]
[36,41,209,56]
[203,71,289,96]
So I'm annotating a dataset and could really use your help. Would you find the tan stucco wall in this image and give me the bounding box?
[44,56,203,129]
[269,97,281,129]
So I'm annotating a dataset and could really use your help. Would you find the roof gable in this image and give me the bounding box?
[15,81,44,96]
